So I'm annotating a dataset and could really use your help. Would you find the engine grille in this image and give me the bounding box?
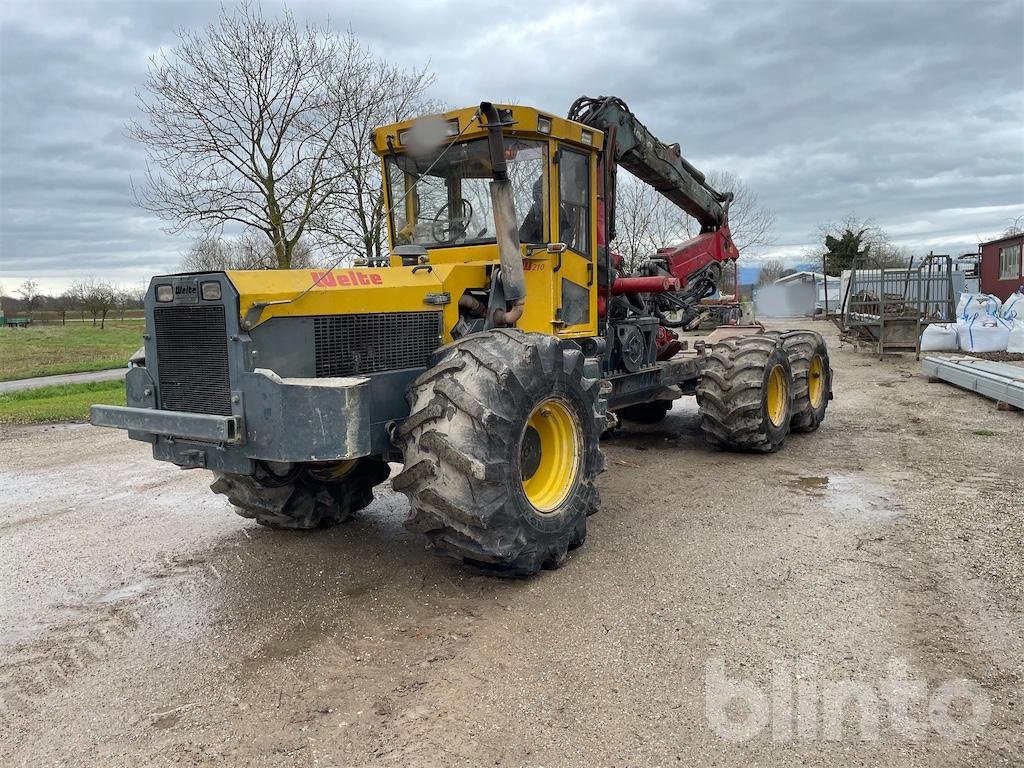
[314,312,441,377]
[154,305,232,416]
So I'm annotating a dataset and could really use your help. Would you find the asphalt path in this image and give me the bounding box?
[0,368,126,394]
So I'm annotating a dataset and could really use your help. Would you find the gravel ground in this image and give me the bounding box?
[0,320,1021,767]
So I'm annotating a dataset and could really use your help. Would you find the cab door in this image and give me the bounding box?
[552,146,598,338]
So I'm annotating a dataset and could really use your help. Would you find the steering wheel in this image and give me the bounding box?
[431,199,474,242]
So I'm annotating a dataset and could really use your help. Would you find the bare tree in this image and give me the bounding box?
[757,259,787,285]
[53,291,77,325]
[93,282,118,329]
[180,233,318,271]
[130,4,343,268]
[69,280,92,324]
[312,40,439,263]
[872,242,913,269]
[181,236,249,271]
[1000,214,1023,238]
[612,174,687,271]
[68,281,90,321]
[115,287,139,320]
[72,279,117,329]
[16,279,39,318]
[128,284,147,309]
[130,5,434,269]
[704,171,776,254]
[182,235,256,271]
[612,169,776,272]
[0,284,12,319]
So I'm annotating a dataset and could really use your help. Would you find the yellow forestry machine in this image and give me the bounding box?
[92,96,832,576]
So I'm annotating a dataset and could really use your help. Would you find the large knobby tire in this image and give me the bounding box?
[210,458,391,530]
[780,330,832,433]
[615,400,672,424]
[696,335,794,452]
[393,329,605,577]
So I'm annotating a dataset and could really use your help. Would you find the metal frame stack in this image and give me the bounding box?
[837,252,956,358]
[922,356,1024,410]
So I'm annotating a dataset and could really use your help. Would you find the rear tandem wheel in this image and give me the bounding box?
[779,330,832,432]
[695,334,795,452]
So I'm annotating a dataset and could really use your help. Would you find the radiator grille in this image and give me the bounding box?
[314,312,441,377]
[154,305,232,416]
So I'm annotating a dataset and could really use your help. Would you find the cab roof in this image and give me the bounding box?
[371,104,605,156]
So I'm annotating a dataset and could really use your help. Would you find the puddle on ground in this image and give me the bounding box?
[0,577,160,647]
[784,474,901,520]
[95,579,157,605]
[789,476,829,491]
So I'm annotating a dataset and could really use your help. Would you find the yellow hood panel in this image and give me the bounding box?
[226,264,486,329]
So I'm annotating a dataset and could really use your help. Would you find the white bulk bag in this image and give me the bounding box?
[920,323,960,352]
[1002,291,1024,322]
[1007,321,1024,354]
[957,315,1012,353]
[956,292,1003,320]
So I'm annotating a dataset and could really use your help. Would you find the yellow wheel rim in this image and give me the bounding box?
[326,459,358,480]
[808,355,825,409]
[520,398,582,513]
[766,364,788,427]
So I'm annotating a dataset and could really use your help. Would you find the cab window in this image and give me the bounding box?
[386,138,547,248]
[558,149,590,254]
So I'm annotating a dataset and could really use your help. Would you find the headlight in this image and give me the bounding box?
[200,281,222,301]
[537,115,552,134]
[155,284,173,302]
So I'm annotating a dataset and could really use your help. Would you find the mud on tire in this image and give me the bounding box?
[780,330,832,433]
[211,459,391,530]
[393,329,606,577]
[696,335,793,453]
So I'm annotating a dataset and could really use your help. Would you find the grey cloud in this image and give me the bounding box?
[1,0,1022,291]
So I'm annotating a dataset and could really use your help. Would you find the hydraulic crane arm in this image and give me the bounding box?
[567,95,732,232]
[568,95,741,336]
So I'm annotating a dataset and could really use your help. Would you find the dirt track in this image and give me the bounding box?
[1,321,1021,767]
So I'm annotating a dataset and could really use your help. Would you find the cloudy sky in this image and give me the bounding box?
[1,0,1022,293]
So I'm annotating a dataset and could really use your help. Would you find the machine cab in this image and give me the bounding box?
[373,105,603,338]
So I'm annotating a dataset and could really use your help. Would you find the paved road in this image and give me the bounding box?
[0,367,126,394]
[1,321,1021,766]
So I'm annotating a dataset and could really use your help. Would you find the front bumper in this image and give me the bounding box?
[91,405,242,443]
[91,365,374,473]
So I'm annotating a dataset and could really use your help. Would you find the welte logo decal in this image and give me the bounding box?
[311,270,384,287]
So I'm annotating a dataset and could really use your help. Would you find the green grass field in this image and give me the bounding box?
[0,319,143,381]
[0,380,125,424]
